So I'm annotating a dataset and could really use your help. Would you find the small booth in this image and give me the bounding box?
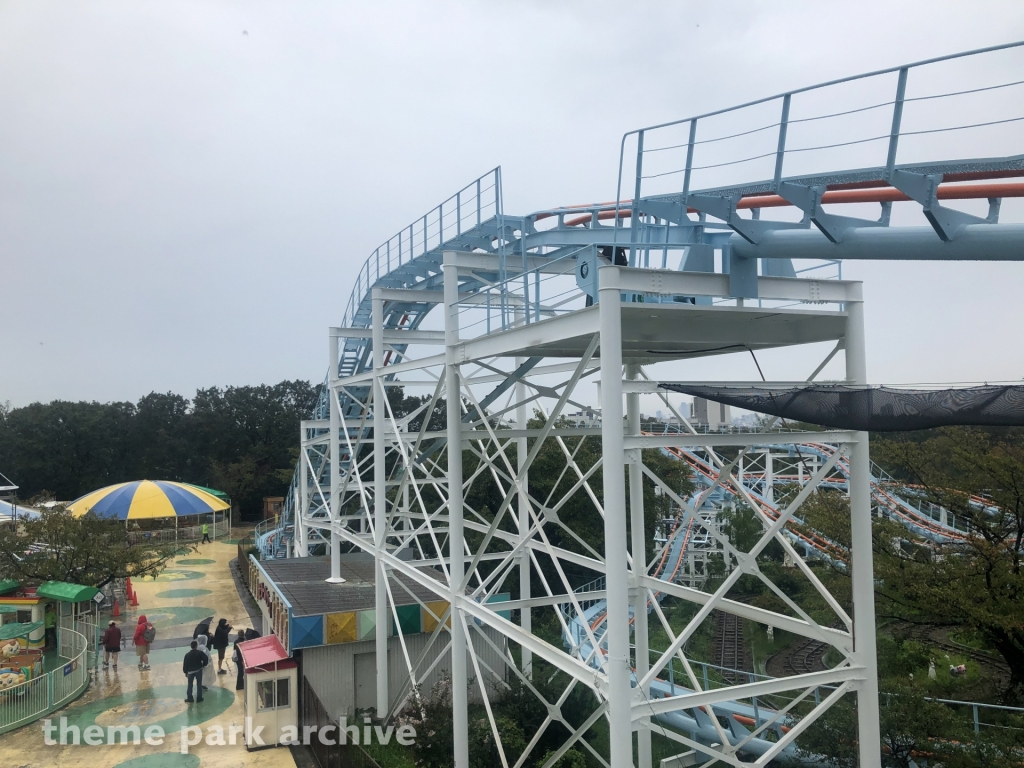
[36,582,100,656]
[239,634,297,750]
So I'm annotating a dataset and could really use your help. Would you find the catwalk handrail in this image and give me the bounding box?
[613,40,1024,240]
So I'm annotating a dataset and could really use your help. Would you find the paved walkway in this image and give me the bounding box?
[1,533,297,768]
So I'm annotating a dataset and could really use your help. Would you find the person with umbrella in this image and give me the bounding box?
[192,617,213,643]
[212,618,232,675]
[231,628,246,690]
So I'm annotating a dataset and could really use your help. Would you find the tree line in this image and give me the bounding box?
[0,380,320,520]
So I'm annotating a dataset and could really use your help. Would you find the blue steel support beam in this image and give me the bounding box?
[731,222,1024,261]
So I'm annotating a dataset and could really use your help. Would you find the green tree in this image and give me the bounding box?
[0,507,185,588]
[798,686,967,768]
[873,428,1024,697]
[0,379,320,519]
[536,749,587,768]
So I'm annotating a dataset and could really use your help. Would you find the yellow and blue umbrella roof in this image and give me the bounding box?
[66,480,230,520]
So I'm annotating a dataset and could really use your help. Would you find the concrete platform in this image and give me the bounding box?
[460,302,847,364]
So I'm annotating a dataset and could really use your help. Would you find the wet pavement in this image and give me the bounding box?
[0,534,297,768]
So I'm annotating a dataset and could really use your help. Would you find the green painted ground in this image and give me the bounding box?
[174,559,216,566]
[113,755,201,768]
[154,589,212,599]
[61,685,235,741]
[148,570,205,582]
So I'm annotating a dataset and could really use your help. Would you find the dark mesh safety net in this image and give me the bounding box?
[658,384,1024,432]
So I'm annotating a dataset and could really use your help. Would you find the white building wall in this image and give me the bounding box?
[300,625,509,719]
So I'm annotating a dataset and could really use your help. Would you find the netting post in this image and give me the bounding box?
[846,297,881,768]
[444,251,470,768]
[372,291,389,719]
[627,364,652,768]
[516,349,532,676]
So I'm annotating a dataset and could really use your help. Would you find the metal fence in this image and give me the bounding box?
[237,534,255,585]
[126,511,232,546]
[0,627,90,735]
[619,41,1024,206]
[301,674,382,768]
[341,168,502,330]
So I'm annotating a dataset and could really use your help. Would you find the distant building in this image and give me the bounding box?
[732,413,760,428]
[692,397,731,430]
[568,407,599,427]
[263,496,284,521]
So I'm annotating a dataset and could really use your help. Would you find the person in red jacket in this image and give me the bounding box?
[102,621,122,669]
[133,615,155,671]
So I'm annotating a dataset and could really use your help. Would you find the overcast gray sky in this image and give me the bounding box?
[3,1,1024,408]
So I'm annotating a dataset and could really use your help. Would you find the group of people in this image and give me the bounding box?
[98,615,156,670]
[183,617,260,703]
[97,614,262,704]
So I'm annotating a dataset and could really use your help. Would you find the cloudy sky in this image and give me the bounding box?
[3,1,1024,408]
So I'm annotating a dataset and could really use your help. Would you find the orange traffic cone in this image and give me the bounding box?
[112,598,121,617]
[130,591,139,607]
[126,577,133,596]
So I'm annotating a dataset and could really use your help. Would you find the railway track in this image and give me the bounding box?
[766,624,833,678]
[712,611,752,684]
[783,637,829,676]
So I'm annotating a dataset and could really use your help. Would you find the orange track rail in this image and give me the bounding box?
[558,177,1024,227]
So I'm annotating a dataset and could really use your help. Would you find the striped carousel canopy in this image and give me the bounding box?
[66,480,229,520]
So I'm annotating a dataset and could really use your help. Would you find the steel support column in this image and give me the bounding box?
[327,332,343,583]
[517,353,532,676]
[294,485,307,557]
[372,293,389,718]
[598,267,632,768]
[444,252,470,768]
[627,363,652,768]
[845,298,881,768]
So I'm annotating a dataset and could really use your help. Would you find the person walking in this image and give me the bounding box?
[44,605,57,649]
[212,618,232,675]
[133,615,155,671]
[201,521,211,544]
[232,629,246,691]
[102,621,122,669]
[183,640,208,703]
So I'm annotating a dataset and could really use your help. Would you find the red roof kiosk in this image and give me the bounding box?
[238,634,298,750]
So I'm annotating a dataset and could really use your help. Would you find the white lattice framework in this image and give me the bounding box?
[295,253,879,768]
